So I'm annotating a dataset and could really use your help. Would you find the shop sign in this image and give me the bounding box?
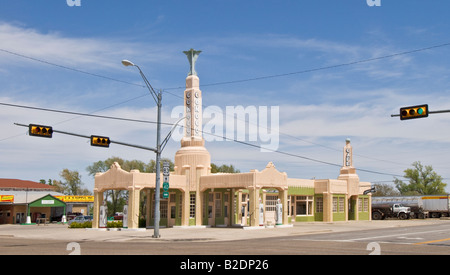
[0,195,14,203]
[55,196,94,203]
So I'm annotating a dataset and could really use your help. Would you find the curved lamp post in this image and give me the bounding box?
[122,59,162,238]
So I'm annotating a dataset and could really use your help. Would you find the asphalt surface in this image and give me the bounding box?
[0,219,449,256]
[0,219,444,242]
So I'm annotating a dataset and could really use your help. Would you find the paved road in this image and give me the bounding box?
[0,220,449,255]
[275,222,450,255]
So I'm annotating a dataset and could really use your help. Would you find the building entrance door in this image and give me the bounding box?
[207,192,223,226]
[15,212,24,224]
[241,193,249,226]
[208,193,214,226]
[168,193,176,227]
[265,195,278,225]
[160,200,168,227]
[214,192,222,225]
[223,192,230,226]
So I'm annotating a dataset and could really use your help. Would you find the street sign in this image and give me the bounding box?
[163,182,169,191]
[163,161,170,176]
[162,161,169,199]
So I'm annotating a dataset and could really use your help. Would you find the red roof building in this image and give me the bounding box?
[0,179,55,191]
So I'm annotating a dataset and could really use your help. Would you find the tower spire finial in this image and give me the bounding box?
[183,48,202,76]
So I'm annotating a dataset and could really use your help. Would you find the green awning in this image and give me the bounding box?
[28,194,66,208]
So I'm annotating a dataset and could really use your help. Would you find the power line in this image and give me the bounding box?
[163,42,450,90]
[2,42,450,91]
[0,102,168,125]
[201,126,404,178]
[163,89,409,167]
[2,42,443,176]
[3,101,402,177]
[0,48,146,88]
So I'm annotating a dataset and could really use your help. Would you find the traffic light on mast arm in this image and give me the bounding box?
[28,124,53,138]
[400,104,429,120]
[90,135,111,148]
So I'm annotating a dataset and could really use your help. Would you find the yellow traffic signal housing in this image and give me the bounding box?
[29,124,53,138]
[400,104,428,120]
[90,135,111,148]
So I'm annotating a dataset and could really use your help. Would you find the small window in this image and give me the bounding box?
[190,194,196,218]
[339,197,345,213]
[316,197,323,213]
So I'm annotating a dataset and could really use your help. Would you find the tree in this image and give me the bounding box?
[87,157,128,216]
[394,161,447,195]
[53,169,91,195]
[39,179,53,185]
[86,156,175,217]
[147,158,175,173]
[372,183,401,197]
[86,156,174,176]
[211,163,240,173]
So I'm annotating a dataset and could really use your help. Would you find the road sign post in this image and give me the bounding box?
[162,161,170,199]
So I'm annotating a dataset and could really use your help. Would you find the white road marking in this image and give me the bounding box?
[290,228,450,243]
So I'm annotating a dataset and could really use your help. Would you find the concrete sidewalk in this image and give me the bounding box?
[0,219,447,243]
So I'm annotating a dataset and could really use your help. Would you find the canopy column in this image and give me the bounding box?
[92,189,103,229]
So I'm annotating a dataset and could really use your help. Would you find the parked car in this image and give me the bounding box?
[68,215,93,225]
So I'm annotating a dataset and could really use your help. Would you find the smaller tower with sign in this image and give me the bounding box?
[338,138,360,196]
[343,138,354,171]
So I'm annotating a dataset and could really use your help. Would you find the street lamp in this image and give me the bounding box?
[121,60,135,67]
[122,59,162,238]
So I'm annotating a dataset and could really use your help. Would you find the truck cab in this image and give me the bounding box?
[372,202,411,220]
[392,204,411,219]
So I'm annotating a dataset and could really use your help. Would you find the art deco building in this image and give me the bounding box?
[93,50,372,229]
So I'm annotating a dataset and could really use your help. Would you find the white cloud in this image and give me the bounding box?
[0,21,177,71]
[2,20,450,193]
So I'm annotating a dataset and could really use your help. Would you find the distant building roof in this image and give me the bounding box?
[0,179,55,191]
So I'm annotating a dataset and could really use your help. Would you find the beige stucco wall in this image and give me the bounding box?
[94,162,188,192]
[287,178,315,188]
[314,179,348,194]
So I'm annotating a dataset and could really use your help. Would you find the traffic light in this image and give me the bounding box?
[400,104,428,120]
[29,124,53,138]
[90,135,111,148]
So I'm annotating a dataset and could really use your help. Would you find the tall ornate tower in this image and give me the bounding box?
[174,48,211,194]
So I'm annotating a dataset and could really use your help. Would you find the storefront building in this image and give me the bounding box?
[93,50,372,229]
[0,179,94,224]
[0,179,65,224]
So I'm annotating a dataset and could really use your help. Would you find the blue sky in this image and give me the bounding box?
[1,0,450,192]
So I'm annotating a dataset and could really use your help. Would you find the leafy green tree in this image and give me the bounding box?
[211,163,240,173]
[86,156,174,176]
[372,183,401,197]
[38,179,54,185]
[394,161,447,195]
[53,169,91,195]
[146,158,175,173]
[86,157,174,217]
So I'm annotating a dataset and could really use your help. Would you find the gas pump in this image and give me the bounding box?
[99,201,108,228]
[275,199,283,225]
[259,199,264,226]
[123,202,128,228]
